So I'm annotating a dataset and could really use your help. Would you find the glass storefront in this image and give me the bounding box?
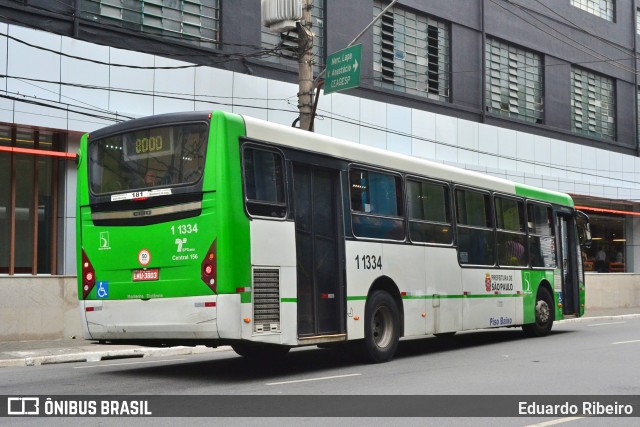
[0,125,67,275]
[583,214,626,272]
[0,131,9,273]
[573,196,632,273]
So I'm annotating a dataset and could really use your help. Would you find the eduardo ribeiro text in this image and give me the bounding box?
[519,401,634,416]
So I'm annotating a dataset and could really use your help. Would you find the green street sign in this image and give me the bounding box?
[324,44,362,94]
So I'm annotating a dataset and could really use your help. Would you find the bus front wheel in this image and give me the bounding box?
[522,286,555,337]
[363,290,400,363]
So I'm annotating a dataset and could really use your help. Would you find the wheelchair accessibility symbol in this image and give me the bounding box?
[97,281,109,299]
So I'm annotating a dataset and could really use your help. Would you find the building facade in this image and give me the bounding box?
[1,0,640,277]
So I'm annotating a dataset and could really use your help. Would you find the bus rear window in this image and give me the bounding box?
[88,122,208,195]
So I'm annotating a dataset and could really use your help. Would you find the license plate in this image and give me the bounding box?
[132,268,159,282]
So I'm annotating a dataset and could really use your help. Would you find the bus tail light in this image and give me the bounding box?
[81,249,96,299]
[201,239,217,293]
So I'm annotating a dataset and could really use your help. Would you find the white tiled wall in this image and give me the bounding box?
[153,57,196,114]
[330,92,360,144]
[457,120,479,166]
[360,98,386,150]
[7,26,61,103]
[386,104,411,155]
[5,24,640,273]
[61,38,110,112]
[232,72,268,120]
[194,66,233,111]
[267,79,298,127]
[108,47,154,117]
[410,109,436,160]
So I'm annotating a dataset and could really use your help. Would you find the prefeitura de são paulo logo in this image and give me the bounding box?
[485,273,491,292]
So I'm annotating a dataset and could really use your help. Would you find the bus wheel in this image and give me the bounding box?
[522,287,554,337]
[231,342,290,359]
[363,290,400,363]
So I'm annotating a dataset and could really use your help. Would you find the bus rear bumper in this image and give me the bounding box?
[80,296,220,341]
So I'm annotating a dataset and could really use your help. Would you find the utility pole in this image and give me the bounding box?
[307,0,398,131]
[297,0,314,131]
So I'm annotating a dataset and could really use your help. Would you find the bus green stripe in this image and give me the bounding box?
[515,183,574,206]
[344,294,524,301]
[283,294,526,303]
[402,294,522,299]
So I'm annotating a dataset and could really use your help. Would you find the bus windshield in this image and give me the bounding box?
[88,122,208,196]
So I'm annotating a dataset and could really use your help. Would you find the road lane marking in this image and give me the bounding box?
[526,417,586,427]
[587,322,626,327]
[612,339,640,345]
[73,358,187,368]
[266,373,361,386]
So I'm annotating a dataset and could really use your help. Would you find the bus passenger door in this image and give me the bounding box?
[557,213,580,315]
[293,164,345,338]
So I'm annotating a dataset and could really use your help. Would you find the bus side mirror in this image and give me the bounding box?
[576,210,592,248]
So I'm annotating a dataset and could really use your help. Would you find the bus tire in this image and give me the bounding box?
[522,286,554,337]
[231,342,290,359]
[363,290,400,363]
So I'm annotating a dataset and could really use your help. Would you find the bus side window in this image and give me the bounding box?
[242,147,287,218]
[527,203,556,268]
[349,168,404,240]
[407,179,452,244]
[495,196,527,267]
[456,188,495,265]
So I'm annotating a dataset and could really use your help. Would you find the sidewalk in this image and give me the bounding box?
[1,308,638,368]
[0,339,229,368]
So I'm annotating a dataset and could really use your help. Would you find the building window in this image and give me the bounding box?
[261,0,325,74]
[0,126,67,275]
[637,8,640,34]
[571,67,616,140]
[486,38,543,124]
[373,0,450,101]
[570,0,614,21]
[80,0,221,48]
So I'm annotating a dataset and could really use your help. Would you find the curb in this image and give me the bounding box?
[0,345,231,368]
[559,313,640,323]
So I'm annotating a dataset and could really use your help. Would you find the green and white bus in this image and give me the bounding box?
[77,110,590,363]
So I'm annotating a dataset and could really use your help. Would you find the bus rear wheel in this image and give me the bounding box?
[363,290,400,363]
[522,286,554,337]
[231,342,290,360]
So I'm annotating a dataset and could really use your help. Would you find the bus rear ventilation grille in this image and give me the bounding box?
[252,268,280,333]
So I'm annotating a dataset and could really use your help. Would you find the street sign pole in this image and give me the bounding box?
[307,0,398,130]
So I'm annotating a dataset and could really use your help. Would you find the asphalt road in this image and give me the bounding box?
[1,317,638,426]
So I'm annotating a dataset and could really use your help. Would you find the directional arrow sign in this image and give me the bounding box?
[324,44,362,95]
